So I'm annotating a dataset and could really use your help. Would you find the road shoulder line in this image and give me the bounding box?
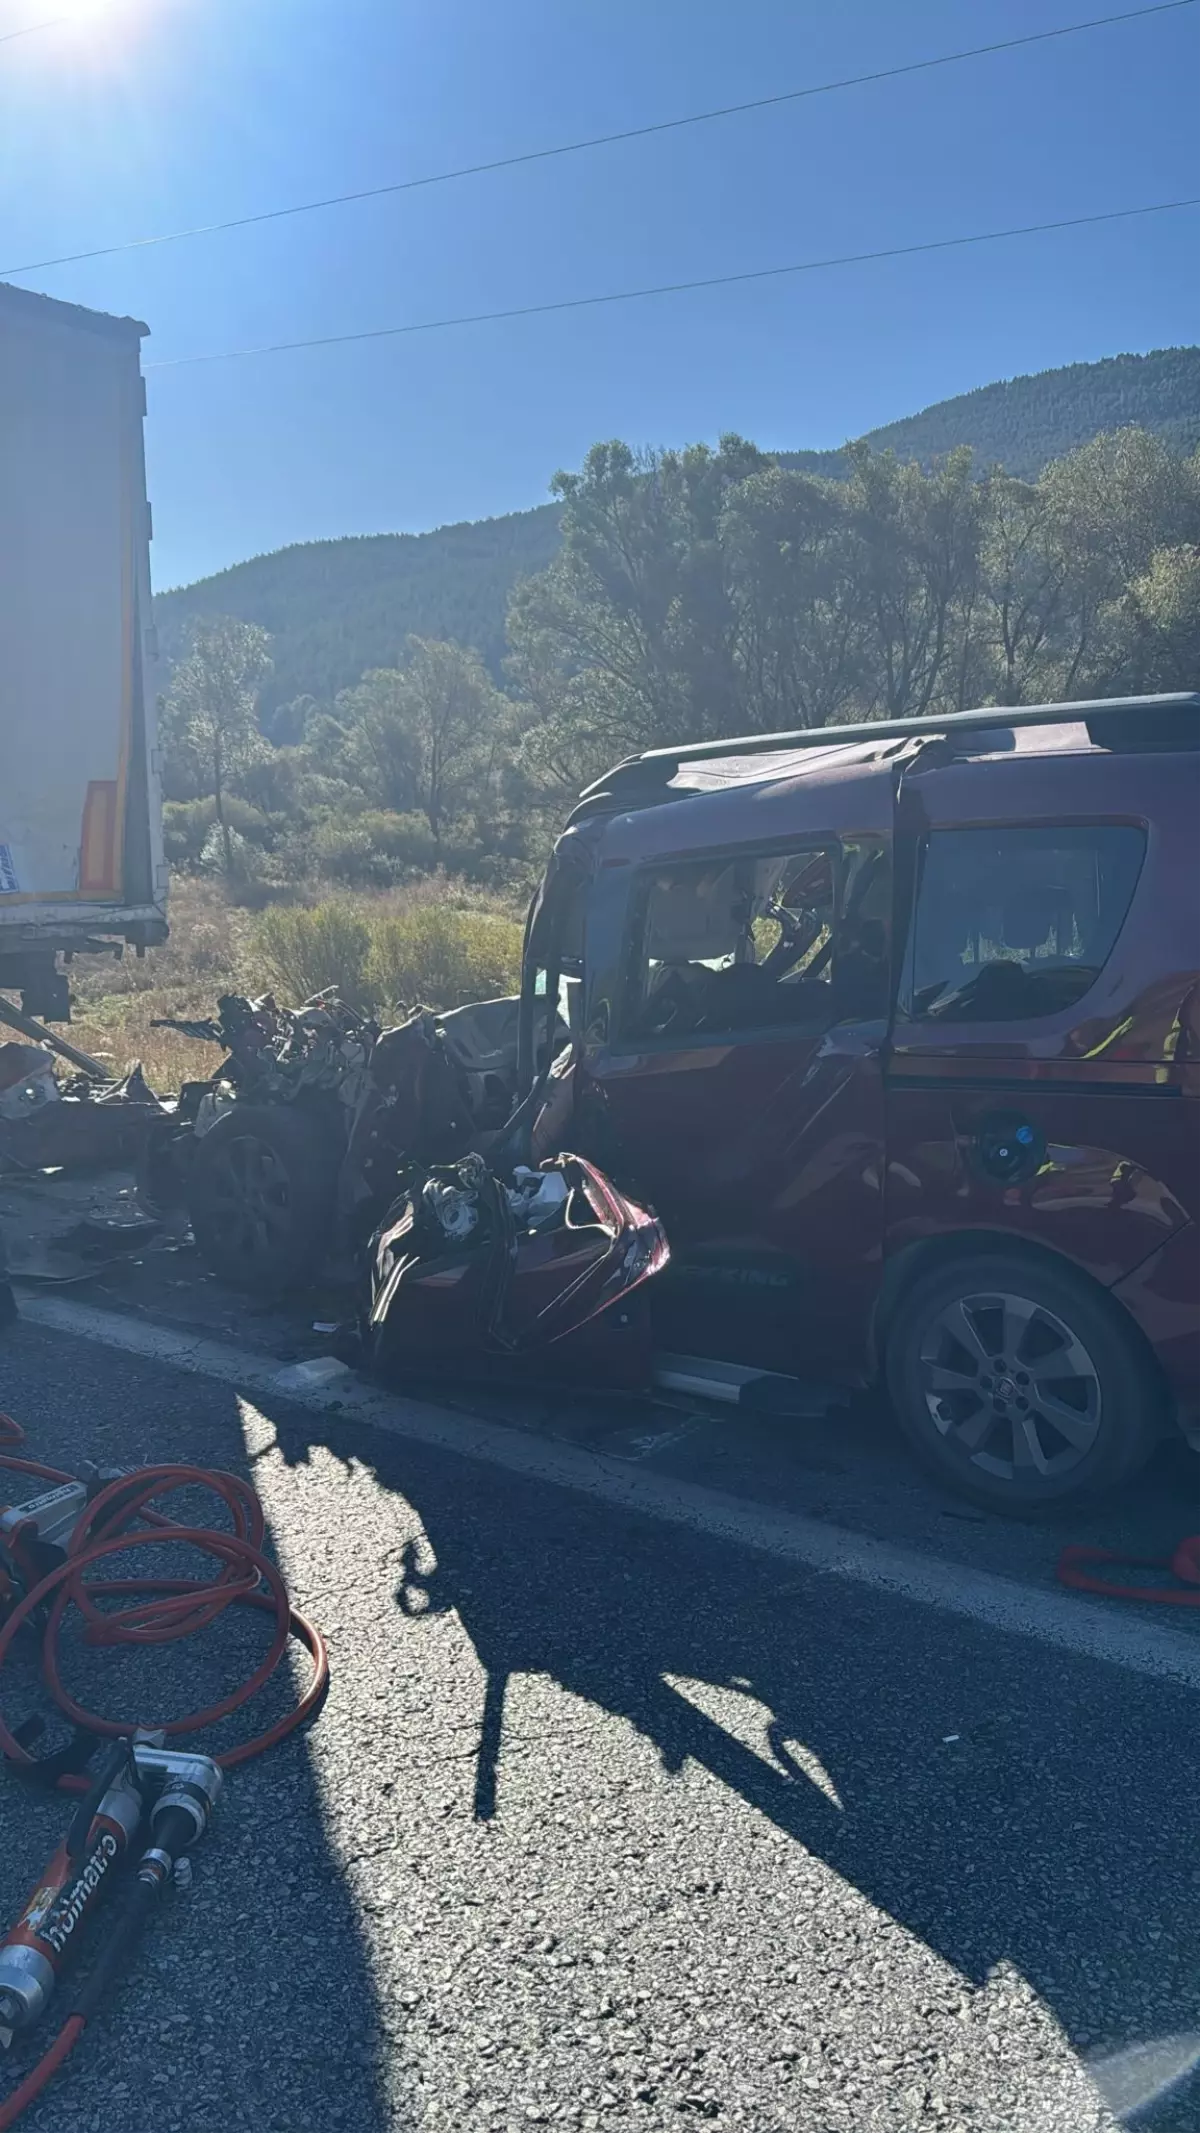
[18,1293,1200,1692]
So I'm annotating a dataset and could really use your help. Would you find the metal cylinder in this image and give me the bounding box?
[0,1759,144,2041]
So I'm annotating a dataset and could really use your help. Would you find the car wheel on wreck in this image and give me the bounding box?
[186,1104,340,1293]
[885,1249,1162,1514]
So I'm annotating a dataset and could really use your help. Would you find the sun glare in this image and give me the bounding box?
[59,0,147,34]
[50,0,156,68]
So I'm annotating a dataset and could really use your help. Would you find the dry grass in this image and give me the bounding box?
[67,878,254,1005]
[47,872,528,1092]
[57,879,253,1089]
[66,986,230,1092]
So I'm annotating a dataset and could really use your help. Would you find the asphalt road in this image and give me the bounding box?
[12,1197,1199,1597]
[0,1317,1198,2133]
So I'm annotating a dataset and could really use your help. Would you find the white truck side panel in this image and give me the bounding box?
[0,286,164,942]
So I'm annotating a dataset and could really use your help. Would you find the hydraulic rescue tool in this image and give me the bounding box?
[0,1412,328,2128]
[0,1469,126,1619]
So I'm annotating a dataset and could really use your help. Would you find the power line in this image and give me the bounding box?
[3,1,1193,278]
[0,11,71,45]
[145,197,1200,372]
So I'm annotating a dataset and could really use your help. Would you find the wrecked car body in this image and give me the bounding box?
[138,984,664,1383]
[363,1151,668,1390]
[0,1047,168,1176]
[142,988,574,1294]
[112,690,1198,1506]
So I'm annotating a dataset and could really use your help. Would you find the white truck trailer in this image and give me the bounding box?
[0,280,165,1027]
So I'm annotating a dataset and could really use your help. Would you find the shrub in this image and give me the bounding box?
[307,814,388,887]
[166,797,273,870]
[254,900,373,1009]
[364,904,523,1014]
[199,824,272,896]
[253,895,523,1015]
[163,798,215,867]
[305,809,443,887]
[357,812,441,872]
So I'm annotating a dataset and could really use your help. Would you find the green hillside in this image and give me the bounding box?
[155,504,562,719]
[779,347,1200,481]
[156,347,1200,716]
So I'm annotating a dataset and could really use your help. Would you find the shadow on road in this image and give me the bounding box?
[257,1385,1200,2133]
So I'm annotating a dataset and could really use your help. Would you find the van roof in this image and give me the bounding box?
[661,720,1089,796]
[573,693,1200,817]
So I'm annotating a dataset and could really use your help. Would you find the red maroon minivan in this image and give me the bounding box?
[517,693,1200,1510]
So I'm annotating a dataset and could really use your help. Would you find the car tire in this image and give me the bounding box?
[187,1104,339,1294]
[885,1250,1161,1513]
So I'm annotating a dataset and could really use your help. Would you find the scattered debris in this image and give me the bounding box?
[0,1043,58,1125]
[139,989,567,1296]
[0,992,108,1079]
[72,1208,161,1253]
[0,988,667,1393]
[0,1054,168,1176]
[272,1356,354,1393]
[0,1168,176,1287]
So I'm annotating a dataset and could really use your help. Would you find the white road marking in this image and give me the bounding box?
[18,1293,1200,1693]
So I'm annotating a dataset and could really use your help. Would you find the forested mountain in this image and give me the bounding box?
[155,504,561,719]
[162,421,1200,892]
[156,348,1199,717]
[778,348,1200,482]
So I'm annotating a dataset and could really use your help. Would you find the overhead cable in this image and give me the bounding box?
[3,2,1193,276]
[144,197,1200,372]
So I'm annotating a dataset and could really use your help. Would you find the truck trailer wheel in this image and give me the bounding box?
[187,1105,338,1294]
[885,1250,1160,1513]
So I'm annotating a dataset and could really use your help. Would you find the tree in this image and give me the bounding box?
[400,637,507,847]
[510,435,989,746]
[975,475,1070,706]
[1110,544,1200,693]
[317,668,420,814]
[841,445,984,720]
[508,435,769,759]
[313,638,509,848]
[721,465,866,728]
[1035,431,1200,696]
[161,618,272,874]
[263,692,322,747]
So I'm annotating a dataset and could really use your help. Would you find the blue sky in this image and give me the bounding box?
[2,0,1195,588]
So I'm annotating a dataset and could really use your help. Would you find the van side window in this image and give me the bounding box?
[907,824,1145,1024]
[623,843,888,1039]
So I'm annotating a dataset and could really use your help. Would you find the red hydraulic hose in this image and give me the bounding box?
[0,1414,328,1785]
[1057,1532,1200,1606]
[0,2015,84,2133]
[0,1412,329,2128]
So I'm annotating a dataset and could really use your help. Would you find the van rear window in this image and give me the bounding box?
[908,824,1145,1023]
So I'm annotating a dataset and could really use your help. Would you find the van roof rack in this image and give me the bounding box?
[578,692,1200,805]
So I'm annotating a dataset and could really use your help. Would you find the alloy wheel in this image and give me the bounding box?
[200,1133,294,1275]
[917,1287,1103,1483]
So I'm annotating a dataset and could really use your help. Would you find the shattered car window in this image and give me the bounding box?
[625,848,844,1038]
